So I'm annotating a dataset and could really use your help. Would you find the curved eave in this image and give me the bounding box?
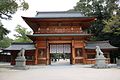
[27,33,92,37]
[85,41,118,50]
[22,17,96,23]
[4,43,36,51]
[22,16,96,32]
[4,49,35,52]
[27,34,92,41]
[85,47,118,50]
[22,16,96,21]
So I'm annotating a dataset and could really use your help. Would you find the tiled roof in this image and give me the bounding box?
[85,41,118,49]
[35,11,88,18]
[4,43,35,51]
[27,34,92,37]
[3,41,117,51]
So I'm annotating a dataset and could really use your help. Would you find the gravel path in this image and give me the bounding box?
[0,60,120,80]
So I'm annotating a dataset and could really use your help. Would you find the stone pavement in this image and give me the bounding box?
[0,60,120,80]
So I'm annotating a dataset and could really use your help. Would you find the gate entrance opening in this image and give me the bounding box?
[49,44,72,65]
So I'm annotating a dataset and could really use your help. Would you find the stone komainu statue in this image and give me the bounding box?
[15,48,27,70]
[95,46,104,57]
[18,48,25,57]
[77,49,81,57]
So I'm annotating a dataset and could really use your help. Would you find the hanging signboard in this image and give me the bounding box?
[50,45,57,53]
[50,44,71,54]
[64,44,71,53]
[57,45,63,53]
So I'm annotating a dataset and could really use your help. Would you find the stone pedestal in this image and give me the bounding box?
[116,58,120,66]
[94,55,108,68]
[93,46,108,68]
[14,56,28,70]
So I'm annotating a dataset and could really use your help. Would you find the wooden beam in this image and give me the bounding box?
[48,40,71,44]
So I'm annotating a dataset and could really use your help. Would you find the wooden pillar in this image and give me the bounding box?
[107,51,110,63]
[72,40,75,64]
[82,41,87,64]
[35,48,38,65]
[82,47,86,64]
[46,41,50,65]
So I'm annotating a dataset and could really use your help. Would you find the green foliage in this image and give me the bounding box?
[0,21,10,40]
[103,15,120,34]
[103,15,120,47]
[0,0,29,40]
[0,37,13,48]
[0,0,29,19]
[14,25,32,42]
[74,0,119,18]
[73,0,119,40]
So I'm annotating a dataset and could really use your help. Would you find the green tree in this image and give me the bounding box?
[0,0,29,19]
[73,0,119,40]
[0,37,13,48]
[0,0,29,40]
[103,15,120,34]
[0,21,10,40]
[14,25,32,42]
[103,15,120,47]
[103,14,120,59]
